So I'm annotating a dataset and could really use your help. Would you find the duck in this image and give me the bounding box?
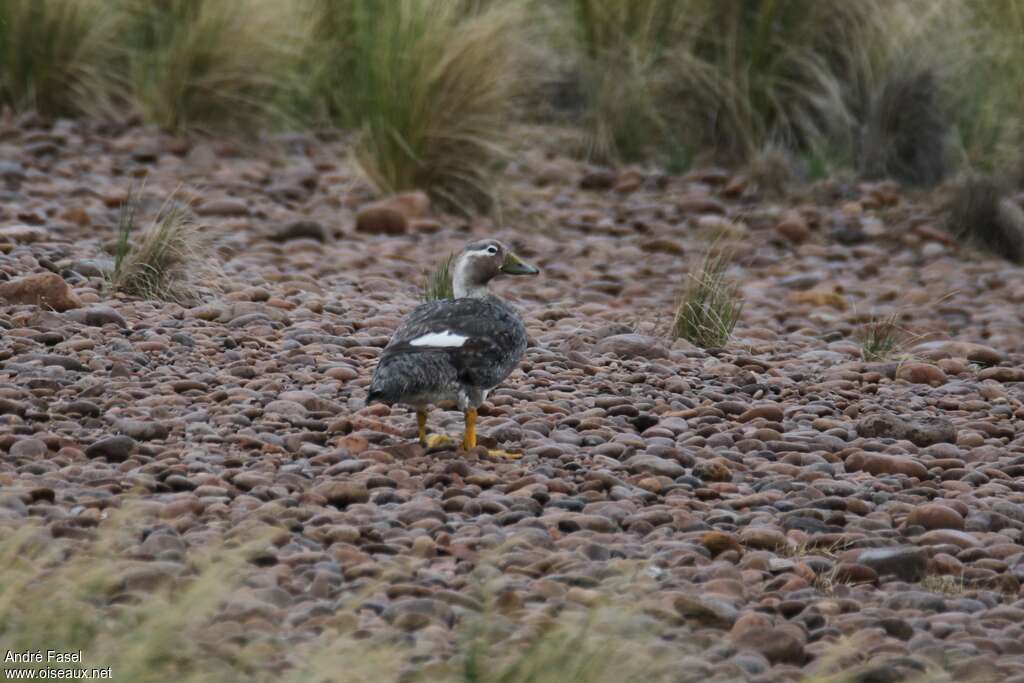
[367,239,539,455]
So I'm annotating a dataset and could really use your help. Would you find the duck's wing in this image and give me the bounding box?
[379,298,526,387]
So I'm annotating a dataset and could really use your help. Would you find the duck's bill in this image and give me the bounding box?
[500,252,540,275]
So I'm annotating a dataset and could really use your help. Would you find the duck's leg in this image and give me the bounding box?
[417,408,429,445]
[461,407,477,451]
[418,407,451,449]
[460,407,520,459]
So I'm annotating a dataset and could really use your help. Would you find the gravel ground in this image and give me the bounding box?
[3,119,1024,682]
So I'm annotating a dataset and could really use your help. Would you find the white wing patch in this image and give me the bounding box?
[409,331,468,347]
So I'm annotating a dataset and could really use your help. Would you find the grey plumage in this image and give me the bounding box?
[367,295,528,408]
[366,238,538,451]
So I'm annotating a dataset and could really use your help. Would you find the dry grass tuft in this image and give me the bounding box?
[921,573,966,597]
[567,0,693,163]
[747,144,797,197]
[314,0,526,212]
[0,0,119,116]
[0,517,257,683]
[422,251,456,302]
[0,515,984,683]
[859,311,909,362]
[944,173,1024,262]
[813,565,846,597]
[120,0,307,133]
[108,189,211,303]
[672,247,744,348]
[0,516,676,683]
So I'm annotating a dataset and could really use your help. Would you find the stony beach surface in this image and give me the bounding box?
[3,119,1024,681]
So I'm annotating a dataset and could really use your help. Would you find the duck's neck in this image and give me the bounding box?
[454,283,490,299]
[452,258,490,299]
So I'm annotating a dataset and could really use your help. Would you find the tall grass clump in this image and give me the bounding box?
[950,0,1024,171]
[672,247,744,348]
[108,189,212,303]
[116,0,309,133]
[682,0,895,164]
[312,0,525,211]
[567,0,697,163]
[944,173,1024,262]
[559,0,905,167]
[858,0,1024,176]
[858,61,952,186]
[0,0,119,116]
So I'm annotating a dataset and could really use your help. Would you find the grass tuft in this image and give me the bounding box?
[108,189,211,303]
[314,0,525,212]
[119,0,307,133]
[747,144,797,197]
[672,247,743,348]
[944,173,1024,262]
[0,516,676,683]
[921,573,966,597]
[859,311,908,362]
[0,0,119,116]
[422,252,456,302]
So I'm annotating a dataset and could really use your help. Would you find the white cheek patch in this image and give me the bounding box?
[410,331,468,347]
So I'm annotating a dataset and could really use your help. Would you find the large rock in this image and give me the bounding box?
[844,451,928,479]
[738,403,784,423]
[196,197,249,217]
[313,481,369,508]
[270,220,328,242]
[65,305,127,328]
[884,591,947,612]
[354,205,407,235]
[355,191,430,235]
[912,341,1004,365]
[906,504,964,530]
[624,454,685,478]
[895,362,947,386]
[85,435,137,462]
[775,210,809,244]
[857,546,927,582]
[856,412,956,447]
[732,624,807,665]
[594,334,668,360]
[113,418,171,442]
[0,272,82,311]
[0,225,48,243]
[673,593,738,628]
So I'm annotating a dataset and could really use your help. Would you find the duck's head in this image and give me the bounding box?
[452,239,539,298]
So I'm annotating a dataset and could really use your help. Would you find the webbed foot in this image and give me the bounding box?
[423,433,453,449]
[486,449,521,460]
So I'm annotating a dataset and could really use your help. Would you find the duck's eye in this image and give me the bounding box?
[486,246,498,255]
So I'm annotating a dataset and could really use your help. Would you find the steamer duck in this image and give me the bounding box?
[367,239,538,454]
